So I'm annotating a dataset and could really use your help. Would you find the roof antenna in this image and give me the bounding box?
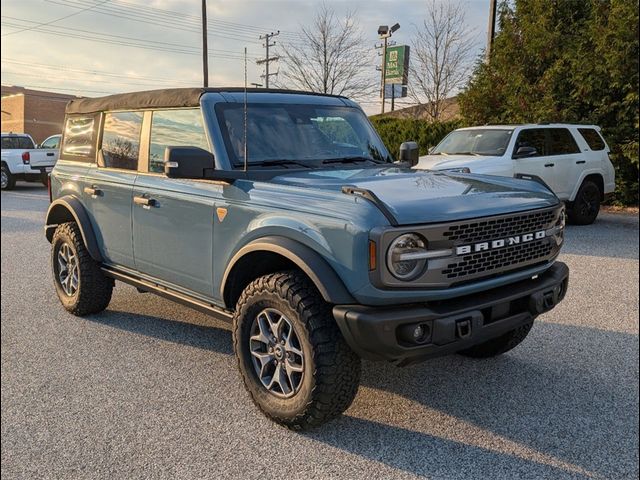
[243,46,249,172]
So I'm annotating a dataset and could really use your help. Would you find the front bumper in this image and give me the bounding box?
[333,262,569,365]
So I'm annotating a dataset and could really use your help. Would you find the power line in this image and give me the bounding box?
[1,17,261,60]
[256,31,280,88]
[1,0,108,37]
[1,58,197,84]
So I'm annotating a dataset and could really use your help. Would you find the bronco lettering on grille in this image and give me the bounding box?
[455,230,547,255]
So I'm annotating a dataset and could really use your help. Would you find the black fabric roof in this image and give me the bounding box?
[65,87,346,114]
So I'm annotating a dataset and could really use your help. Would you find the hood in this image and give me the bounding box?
[416,154,502,171]
[270,167,558,225]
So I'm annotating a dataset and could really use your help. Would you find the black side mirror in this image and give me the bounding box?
[514,146,538,158]
[164,146,214,178]
[399,141,419,166]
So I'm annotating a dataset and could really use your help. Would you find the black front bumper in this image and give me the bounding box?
[333,262,569,365]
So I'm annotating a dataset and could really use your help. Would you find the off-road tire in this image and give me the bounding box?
[233,271,361,430]
[458,322,533,358]
[569,180,601,225]
[51,222,113,315]
[1,164,15,190]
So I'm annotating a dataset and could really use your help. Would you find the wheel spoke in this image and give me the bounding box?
[250,314,272,345]
[265,310,284,339]
[251,350,274,377]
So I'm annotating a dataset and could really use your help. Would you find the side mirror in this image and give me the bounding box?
[399,141,419,167]
[164,146,214,178]
[514,146,538,158]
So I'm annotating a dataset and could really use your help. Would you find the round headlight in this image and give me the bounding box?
[386,233,428,280]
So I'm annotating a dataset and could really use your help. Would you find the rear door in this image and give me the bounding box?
[132,108,218,297]
[84,111,143,269]
[543,128,582,199]
[30,135,61,169]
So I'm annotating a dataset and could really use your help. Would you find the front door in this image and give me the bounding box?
[84,111,144,268]
[512,128,557,193]
[131,108,217,298]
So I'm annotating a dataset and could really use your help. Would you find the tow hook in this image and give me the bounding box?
[456,319,472,339]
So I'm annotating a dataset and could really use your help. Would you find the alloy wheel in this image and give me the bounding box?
[57,242,79,296]
[1,169,8,189]
[249,308,304,398]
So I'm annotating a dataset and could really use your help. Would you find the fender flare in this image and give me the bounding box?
[568,171,604,202]
[44,196,103,262]
[221,236,355,305]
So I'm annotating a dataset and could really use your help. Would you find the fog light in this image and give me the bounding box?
[398,322,431,344]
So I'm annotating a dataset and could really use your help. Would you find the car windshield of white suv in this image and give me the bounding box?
[215,103,392,168]
[431,129,513,156]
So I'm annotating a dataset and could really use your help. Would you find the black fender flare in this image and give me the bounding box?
[44,196,103,262]
[221,236,355,305]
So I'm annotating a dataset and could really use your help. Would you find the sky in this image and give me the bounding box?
[1,0,491,114]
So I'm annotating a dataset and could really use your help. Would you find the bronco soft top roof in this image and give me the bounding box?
[65,87,347,114]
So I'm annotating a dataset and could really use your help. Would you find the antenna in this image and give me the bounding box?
[243,46,248,172]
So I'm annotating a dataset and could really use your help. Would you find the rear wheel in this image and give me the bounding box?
[458,322,533,358]
[1,164,15,190]
[51,222,113,315]
[233,271,361,430]
[569,180,601,225]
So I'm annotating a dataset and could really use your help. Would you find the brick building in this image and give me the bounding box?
[1,85,80,143]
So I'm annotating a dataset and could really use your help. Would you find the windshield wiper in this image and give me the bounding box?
[258,160,313,168]
[322,156,385,165]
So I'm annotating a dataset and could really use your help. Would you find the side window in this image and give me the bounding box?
[578,128,606,150]
[548,128,580,155]
[61,116,96,158]
[41,136,60,149]
[514,129,546,157]
[101,111,143,170]
[149,109,208,173]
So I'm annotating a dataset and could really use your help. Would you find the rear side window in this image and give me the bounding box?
[62,116,96,158]
[578,128,606,150]
[149,109,208,173]
[514,129,546,157]
[548,128,580,155]
[1,136,35,149]
[101,111,143,170]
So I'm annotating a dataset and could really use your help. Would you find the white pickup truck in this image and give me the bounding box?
[416,124,616,225]
[1,133,61,190]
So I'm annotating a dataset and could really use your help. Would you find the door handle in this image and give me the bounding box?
[83,186,102,198]
[46,152,55,156]
[576,160,586,164]
[544,163,555,167]
[133,195,157,208]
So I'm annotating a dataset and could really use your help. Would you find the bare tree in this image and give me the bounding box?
[410,0,476,121]
[276,4,375,99]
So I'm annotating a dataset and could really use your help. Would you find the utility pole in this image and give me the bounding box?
[257,31,280,88]
[486,0,497,62]
[201,0,208,87]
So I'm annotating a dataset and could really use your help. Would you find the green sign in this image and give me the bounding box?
[385,45,409,84]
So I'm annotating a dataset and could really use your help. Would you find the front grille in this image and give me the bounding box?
[443,210,556,243]
[442,239,554,279]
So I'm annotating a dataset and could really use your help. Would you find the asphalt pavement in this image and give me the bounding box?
[1,184,638,480]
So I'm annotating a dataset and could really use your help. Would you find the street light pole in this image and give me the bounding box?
[202,0,208,87]
[380,35,388,114]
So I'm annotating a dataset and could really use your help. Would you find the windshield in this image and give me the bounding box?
[215,103,391,167]
[432,129,513,156]
[1,136,35,150]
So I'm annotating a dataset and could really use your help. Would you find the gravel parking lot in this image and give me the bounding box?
[2,185,638,480]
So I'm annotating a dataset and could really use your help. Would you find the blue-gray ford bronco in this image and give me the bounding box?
[45,88,569,429]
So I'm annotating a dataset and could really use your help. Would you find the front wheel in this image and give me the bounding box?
[233,271,361,430]
[51,222,113,316]
[457,322,533,358]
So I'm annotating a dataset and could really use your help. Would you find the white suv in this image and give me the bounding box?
[416,124,615,224]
